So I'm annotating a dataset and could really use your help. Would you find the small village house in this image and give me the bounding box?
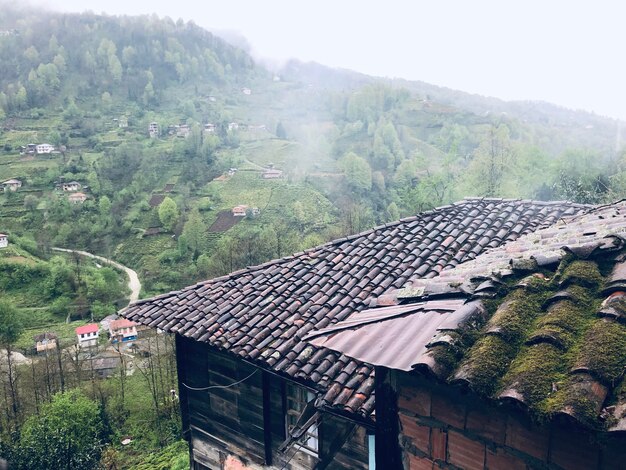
[231,204,249,217]
[61,181,82,192]
[2,179,22,192]
[76,323,99,348]
[35,143,54,154]
[0,234,8,248]
[176,124,191,138]
[109,318,138,343]
[68,192,87,204]
[33,332,58,353]
[242,87,252,95]
[118,116,128,128]
[204,123,215,134]
[262,168,283,179]
[149,122,159,138]
[100,314,119,332]
[228,122,239,131]
[82,350,122,378]
[122,198,591,470]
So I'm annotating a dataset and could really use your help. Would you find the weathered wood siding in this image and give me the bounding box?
[177,335,372,469]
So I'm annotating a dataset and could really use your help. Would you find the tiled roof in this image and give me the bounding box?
[122,198,588,419]
[75,323,99,335]
[109,318,137,330]
[307,201,626,430]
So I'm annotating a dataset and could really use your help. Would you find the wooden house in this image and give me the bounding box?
[76,323,99,348]
[34,332,57,353]
[122,199,590,470]
[308,201,626,470]
[0,234,7,248]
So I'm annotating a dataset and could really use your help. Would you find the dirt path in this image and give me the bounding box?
[51,248,141,305]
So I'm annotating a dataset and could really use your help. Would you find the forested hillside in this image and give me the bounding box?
[0,5,625,466]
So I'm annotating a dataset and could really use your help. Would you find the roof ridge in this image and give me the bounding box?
[125,198,590,309]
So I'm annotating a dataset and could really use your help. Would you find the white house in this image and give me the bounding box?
[0,234,8,248]
[76,323,99,348]
[36,143,54,154]
[149,122,159,138]
[262,169,283,179]
[228,122,239,132]
[2,179,22,192]
[61,181,81,192]
[241,87,251,95]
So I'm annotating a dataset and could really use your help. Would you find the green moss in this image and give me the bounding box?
[537,291,598,340]
[576,320,626,385]
[486,288,547,343]
[500,342,564,408]
[544,374,604,426]
[560,260,603,289]
[458,335,517,396]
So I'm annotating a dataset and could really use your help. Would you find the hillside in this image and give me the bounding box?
[0,5,625,300]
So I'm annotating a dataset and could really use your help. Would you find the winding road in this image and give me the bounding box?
[51,248,141,305]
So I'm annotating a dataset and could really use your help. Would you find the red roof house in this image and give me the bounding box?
[75,323,99,348]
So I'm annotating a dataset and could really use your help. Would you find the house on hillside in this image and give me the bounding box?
[231,204,249,217]
[262,168,283,179]
[0,234,7,248]
[121,198,591,469]
[76,323,99,348]
[109,318,138,343]
[68,192,87,204]
[149,122,159,138]
[34,332,58,353]
[204,123,215,134]
[100,314,119,332]
[61,181,81,192]
[228,122,239,132]
[82,350,122,378]
[2,179,22,192]
[242,87,251,95]
[119,116,128,128]
[176,124,191,138]
[307,201,626,470]
[35,143,54,154]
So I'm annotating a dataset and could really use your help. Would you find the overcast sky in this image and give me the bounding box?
[27,0,626,120]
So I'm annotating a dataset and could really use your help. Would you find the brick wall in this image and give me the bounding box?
[392,372,626,470]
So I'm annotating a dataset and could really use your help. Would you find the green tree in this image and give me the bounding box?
[181,208,207,258]
[339,152,372,193]
[0,300,24,427]
[16,390,104,470]
[158,197,179,232]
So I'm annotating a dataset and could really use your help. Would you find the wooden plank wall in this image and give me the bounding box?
[178,336,371,469]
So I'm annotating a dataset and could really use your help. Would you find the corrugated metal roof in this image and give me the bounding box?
[307,299,470,371]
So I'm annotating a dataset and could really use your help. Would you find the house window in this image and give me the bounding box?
[285,383,318,455]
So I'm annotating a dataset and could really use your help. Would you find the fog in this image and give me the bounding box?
[13,0,626,120]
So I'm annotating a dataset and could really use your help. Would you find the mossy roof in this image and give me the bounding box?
[308,201,626,431]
